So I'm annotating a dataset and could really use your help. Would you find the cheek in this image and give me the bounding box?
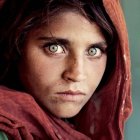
[87,56,107,88]
[19,52,64,93]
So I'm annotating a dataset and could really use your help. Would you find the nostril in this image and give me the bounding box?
[62,69,86,82]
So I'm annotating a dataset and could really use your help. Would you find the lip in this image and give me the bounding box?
[56,90,85,102]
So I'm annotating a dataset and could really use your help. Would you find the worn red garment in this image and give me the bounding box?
[0,86,91,140]
[0,0,132,140]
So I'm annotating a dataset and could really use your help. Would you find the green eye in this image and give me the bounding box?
[49,45,58,52]
[48,44,64,54]
[88,48,97,56]
[88,47,102,57]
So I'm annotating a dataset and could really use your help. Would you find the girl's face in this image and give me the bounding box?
[19,11,107,118]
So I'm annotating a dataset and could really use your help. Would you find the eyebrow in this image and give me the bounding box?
[37,36,107,49]
[37,36,70,46]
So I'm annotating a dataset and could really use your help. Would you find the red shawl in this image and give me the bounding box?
[0,86,91,140]
[0,0,132,140]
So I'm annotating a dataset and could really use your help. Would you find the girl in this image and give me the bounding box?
[0,0,132,139]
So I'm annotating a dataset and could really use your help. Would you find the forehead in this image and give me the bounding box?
[29,11,104,41]
[49,11,92,30]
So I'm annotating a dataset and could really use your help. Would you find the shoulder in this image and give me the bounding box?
[0,86,34,103]
[0,85,38,116]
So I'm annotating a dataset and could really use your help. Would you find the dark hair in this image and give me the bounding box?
[0,0,117,90]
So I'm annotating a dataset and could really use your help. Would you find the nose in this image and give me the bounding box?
[62,56,86,82]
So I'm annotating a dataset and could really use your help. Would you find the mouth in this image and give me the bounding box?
[56,90,86,102]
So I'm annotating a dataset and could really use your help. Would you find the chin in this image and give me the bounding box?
[43,99,85,118]
[59,113,78,119]
[50,107,81,118]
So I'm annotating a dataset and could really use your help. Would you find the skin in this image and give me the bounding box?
[19,11,107,118]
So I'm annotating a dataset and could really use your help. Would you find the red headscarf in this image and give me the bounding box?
[0,0,132,139]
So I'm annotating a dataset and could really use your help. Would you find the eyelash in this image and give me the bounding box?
[43,42,65,55]
[86,45,106,59]
[43,42,106,58]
